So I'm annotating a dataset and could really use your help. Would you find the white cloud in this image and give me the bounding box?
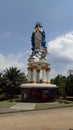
[0,51,30,74]
[48,31,73,78]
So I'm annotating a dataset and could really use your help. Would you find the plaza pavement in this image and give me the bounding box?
[11,102,36,110]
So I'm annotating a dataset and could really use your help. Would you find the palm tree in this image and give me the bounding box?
[2,67,27,98]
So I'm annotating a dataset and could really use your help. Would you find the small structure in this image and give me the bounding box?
[20,23,58,102]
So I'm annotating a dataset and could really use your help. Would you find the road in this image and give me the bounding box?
[0,107,73,130]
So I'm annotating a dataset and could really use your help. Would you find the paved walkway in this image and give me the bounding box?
[11,103,36,110]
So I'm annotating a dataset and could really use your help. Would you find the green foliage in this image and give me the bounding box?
[65,74,73,96]
[63,100,73,104]
[0,67,27,99]
[51,74,66,96]
[51,73,73,97]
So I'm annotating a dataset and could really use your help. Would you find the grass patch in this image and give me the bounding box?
[0,101,16,109]
[35,103,73,109]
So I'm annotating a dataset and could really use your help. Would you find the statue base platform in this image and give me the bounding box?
[20,83,58,102]
[20,83,57,89]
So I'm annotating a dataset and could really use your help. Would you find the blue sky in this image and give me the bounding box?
[0,0,73,78]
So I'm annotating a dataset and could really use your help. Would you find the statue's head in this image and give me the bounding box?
[35,23,42,29]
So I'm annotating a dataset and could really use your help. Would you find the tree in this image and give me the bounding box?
[0,73,3,96]
[51,74,66,96]
[2,67,27,98]
[65,74,73,96]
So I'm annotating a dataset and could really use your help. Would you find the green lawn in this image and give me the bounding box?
[0,101,16,109]
[35,103,73,109]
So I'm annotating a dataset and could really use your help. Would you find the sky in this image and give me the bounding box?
[0,0,73,78]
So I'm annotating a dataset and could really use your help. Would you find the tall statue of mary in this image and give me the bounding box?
[31,23,46,51]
